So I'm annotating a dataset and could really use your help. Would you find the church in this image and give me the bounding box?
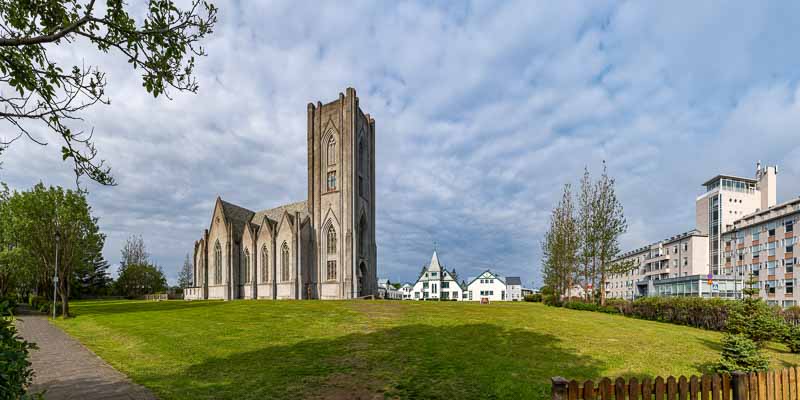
[184,88,377,300]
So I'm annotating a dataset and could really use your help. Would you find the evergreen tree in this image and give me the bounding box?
[74,252,112,298]
[177,253,193,288]
[715,333,769,373]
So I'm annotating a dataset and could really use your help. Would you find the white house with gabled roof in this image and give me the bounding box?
[466,270,507,301]
[411,251,465,300]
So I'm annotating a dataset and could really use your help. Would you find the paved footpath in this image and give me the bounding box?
[15,309,156,400]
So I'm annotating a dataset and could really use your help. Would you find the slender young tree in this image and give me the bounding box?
[592,162,628,305]
[177,253,193,288]
[542,184,579,300]
[577,167,597,301]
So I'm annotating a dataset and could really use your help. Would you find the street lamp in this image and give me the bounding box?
[53,229,60,319]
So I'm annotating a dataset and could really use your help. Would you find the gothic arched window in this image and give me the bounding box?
[327,136,336,166]
[281,242,290,282]
[260,244,268,283]
[244,249,251,283]
[359,137,366,174]
[359,214,368,257]
[327,225,337,254]
[214,241,222,285]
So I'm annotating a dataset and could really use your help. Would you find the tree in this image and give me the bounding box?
[120,234,149,274]
[541,184,579,302]
[177,253,193,288]
[115,263,167,298]
[73,251,112,298]
[592,162,628,305]
[715,333,769,373]
[0,183,104,316]
[577,167,596,301]
[0,0,217,185]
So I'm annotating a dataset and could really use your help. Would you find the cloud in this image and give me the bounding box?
[3,1,800,288]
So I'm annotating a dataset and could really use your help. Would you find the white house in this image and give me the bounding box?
[411,251,465,301]
[505,277,523,301]
[377,279,402,300]
[466,270,507,301]
[399,283,413,300]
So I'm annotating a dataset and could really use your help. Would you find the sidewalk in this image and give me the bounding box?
[14,307,156,400]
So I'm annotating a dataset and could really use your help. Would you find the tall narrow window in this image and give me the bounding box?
[359,137,365,174]
[214,241,222,285]
[359,214,368,256]
[327,136,336,165]
[260,245,268,283]
[327,171,336,191]
[244,249,251,283]
[281,242,290,282]
[327,260,337,280]
[327,225,337,254]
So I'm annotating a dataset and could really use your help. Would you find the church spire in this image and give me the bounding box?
[429,250,442,272]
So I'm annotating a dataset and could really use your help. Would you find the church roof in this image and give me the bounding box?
[219,199,255,238]
[251,200,309,225]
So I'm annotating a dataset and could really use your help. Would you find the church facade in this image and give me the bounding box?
[184,88,377,300]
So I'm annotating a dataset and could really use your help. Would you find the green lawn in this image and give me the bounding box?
[53,300,800,399]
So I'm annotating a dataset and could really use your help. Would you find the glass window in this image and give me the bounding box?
[787,220,795,233]
[442,281,449,289]
[327,225,337,254]
[787,280,794,294]
[327,136,336,165]
[326,260,337,280]
[327,171,337,191]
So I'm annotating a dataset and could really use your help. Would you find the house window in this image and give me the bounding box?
[260,245,268,283]
[326,260,337,280]
[327,171,337,191]
[453,291,459,299]
[415,292,420,299]
[423,282,428,289]
[442,281,449,289]
[431,272,437,277]
[281,242,290,282]
[683,243,688,251]
[327,136,336,165]
[432,284,437,294]
[327,225,337,254]
[244,249,251,283]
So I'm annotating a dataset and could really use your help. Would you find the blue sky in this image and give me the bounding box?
[4,1,800,287]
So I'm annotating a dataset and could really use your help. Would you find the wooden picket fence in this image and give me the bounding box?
[552,367,800,400]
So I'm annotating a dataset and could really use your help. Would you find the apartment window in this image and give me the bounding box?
[770,229,776,237]
[673,259,678,268]
[788,245,795,254]
[766,281,777,294]
[752,230,760,241]
[683,243,688,251]
[673,246,678,254]
[787,220,795,233]
[787,280,795,295]
[787,259,795,274]
[683,257,688,266]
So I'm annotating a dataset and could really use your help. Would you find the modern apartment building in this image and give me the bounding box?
[606,161,781,302]
[606,230,709,300]
[722,197,800,307]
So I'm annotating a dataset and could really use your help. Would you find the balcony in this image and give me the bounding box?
[787,232,795,239]
[786,252,794,259]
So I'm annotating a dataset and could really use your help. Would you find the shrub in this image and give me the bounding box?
[0,313,37,398]
[784,326,800,353]
[543,295,562,307]
[715,333,769,373]
[28,296,45,310]
[726,298,786,346]
[524,294,542,302]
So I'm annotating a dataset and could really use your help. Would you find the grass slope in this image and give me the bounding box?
[54,300,800,399]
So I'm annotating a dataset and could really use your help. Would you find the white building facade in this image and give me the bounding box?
[466,270,507,301]
[411,251,465,300]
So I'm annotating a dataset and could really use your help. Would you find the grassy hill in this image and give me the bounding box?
[54,300,800,399]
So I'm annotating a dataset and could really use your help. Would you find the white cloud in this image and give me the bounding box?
[4,2,800,287]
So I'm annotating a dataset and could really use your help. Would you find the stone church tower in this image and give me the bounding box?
[308,88,377,299]
[186,88,377,300]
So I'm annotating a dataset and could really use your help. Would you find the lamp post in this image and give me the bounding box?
[53,229,60,319]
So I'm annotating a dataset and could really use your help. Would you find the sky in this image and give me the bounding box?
[4,1,800,287]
